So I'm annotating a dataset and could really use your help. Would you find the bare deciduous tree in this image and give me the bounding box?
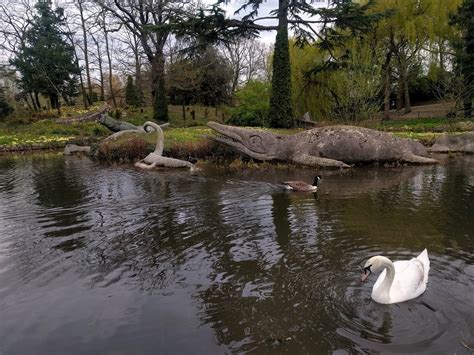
[97,0,192,121]
[220,38,269,93]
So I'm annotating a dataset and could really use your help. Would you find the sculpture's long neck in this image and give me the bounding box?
[378,257,396,301]
[144,122,164,156]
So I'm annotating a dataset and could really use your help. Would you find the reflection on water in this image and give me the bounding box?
[0,153,473,354]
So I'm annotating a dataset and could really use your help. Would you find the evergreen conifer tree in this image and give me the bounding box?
[269,26,294,128]
[125,75,139,107]
[154,75,168,122]
[11,1,78,112]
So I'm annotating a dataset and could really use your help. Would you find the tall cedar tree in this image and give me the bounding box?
[451,0,474,117]
[174,0,381,128]
[11,1,78,111]
[269,26,294,127]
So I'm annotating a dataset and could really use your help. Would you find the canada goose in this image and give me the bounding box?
[282,175,321,192]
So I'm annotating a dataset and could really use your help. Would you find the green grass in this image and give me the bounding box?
[381,117,449,129]
[0,119,109,148]
[375,117,474,133]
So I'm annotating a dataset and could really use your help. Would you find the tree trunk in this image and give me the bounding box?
[78,0,92,104]
[438,40,445,73]
[231,65,239,93]
[78,72,88,110]
[399,63,411,114]
[133,34,143,105]
[98,54,105,102]
[50,94,60,115]
[382,51,392,121]
[68,32,88,110]
[92,35,105,101]
[396,84,402,112]
[29,93,38,111]
[34,92,41,110]
[403,77,411,114]
[104,29,117,108]
[463,75,473,117]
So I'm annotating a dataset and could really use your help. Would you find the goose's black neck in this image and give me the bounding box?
[312,176,320,186]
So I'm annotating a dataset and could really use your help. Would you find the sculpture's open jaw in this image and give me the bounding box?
[207,121,276,161]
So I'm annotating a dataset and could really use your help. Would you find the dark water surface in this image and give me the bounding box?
[0,153,473,354]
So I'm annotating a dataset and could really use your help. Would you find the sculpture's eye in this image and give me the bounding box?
[249,135,263,149]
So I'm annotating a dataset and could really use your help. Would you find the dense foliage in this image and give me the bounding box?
[228,81,270,126]
[167,48,232,107]
[290,40,382,122]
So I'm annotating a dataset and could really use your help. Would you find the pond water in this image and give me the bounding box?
[0,153,473,354]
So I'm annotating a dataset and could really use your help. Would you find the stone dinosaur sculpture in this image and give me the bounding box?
[207,121,438,168]
[428,132,474,154]
[134,121,196,171]
[98,113,139,132]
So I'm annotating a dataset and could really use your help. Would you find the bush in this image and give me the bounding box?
[0,88,13,119]
[228,81,270,126]
[98,133,155,162]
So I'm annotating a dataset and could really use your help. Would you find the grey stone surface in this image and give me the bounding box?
[207,122,438,168]
[64,144,91,155]
[428,132,474,153]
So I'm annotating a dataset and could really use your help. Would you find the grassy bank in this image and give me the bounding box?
[1,104,472,157]
[372,116,474,145]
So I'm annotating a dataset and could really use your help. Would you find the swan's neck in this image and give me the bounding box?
[377,257,396,302]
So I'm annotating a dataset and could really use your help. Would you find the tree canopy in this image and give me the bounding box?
[173,0,383,127]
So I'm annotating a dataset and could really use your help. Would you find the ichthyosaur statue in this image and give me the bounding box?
[207,121,438,168]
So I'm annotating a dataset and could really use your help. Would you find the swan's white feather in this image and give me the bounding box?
[371,249,430,304]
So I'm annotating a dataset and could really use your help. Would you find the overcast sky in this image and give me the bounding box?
[203,0,329,44]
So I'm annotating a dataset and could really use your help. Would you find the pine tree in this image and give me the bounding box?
[11,1,78,112]
[451,0,474,117]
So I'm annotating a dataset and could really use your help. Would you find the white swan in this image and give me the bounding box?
[361,249,430,304]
